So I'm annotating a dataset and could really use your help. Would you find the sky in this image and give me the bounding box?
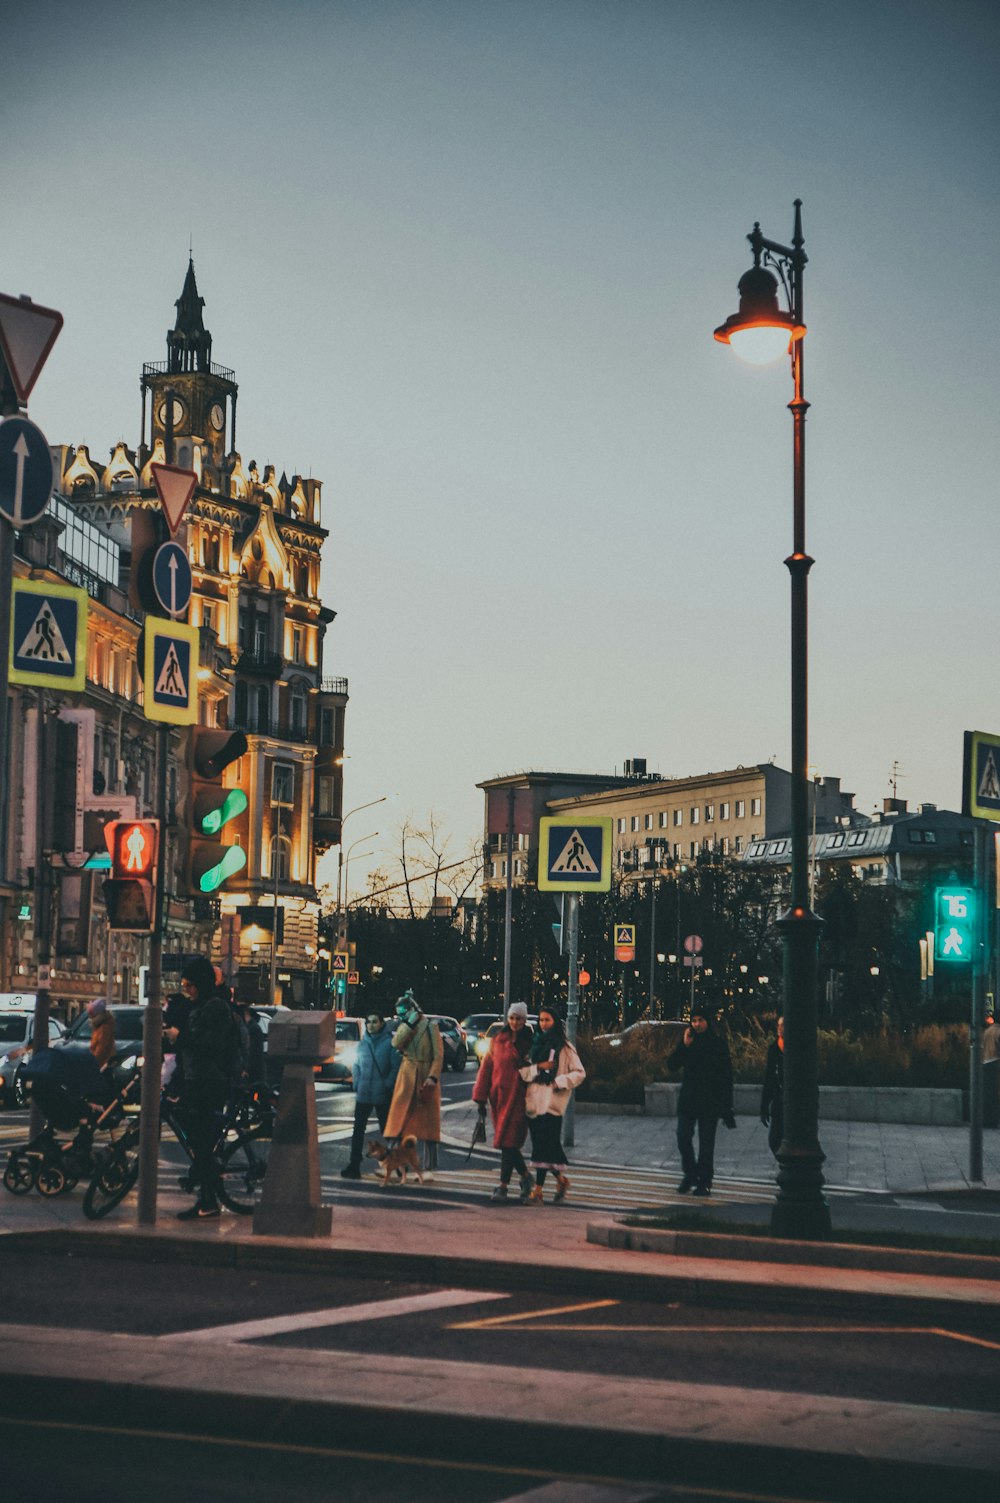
[4,0,999,902]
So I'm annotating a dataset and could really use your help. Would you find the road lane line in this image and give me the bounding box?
[451,1299,617,1330]
[159,1287,508,1344]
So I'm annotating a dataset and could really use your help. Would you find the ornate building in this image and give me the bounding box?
[1,261,347,1010]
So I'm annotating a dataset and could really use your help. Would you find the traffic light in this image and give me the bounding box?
[186,729,249,894]
[934,885,976,964]
[102,819,159,932]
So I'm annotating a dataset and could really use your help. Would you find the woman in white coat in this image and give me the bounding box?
[519,1004,585,1204]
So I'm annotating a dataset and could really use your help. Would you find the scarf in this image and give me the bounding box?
[530,1021,565,1063]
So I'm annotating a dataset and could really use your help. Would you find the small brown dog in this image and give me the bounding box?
[366,1134,424,1187]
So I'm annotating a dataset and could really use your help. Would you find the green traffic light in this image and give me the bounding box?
[934,886,976,964]
[200,788,249,835]
[199,844,248,893]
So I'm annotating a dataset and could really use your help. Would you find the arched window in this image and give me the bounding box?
[268,834,291,882]
[290,686,306,738]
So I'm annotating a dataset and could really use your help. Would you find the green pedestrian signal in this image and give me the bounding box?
[934,886,976,964]
[184,728,249,896]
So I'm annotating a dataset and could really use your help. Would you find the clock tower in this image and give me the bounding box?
[141,257,238,469]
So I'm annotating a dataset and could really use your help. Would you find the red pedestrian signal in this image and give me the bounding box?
[103,818,160,933]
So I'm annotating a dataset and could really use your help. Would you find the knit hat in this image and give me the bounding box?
[507,1002,528,1020]
[86,998,108,1019]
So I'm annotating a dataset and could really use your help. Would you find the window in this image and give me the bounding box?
[690,807,700,825]
[673,842,681,858]
[722,837,730,855]
[268,834,291,882]
[768,840,787,855]
[658,811,668,828]
[500,860,507,878]
[734,836,743,854]
[673,809,683,827]
[735,800,745,818]
[513,858,522,877]
[750,798,761,817]
[630,816,639,832]
[253,613,269,655]
[749,843,766,857]
[720,802,730,820]
[290,688,306,737]
[318,776,337,818]
[320,709,335,746]
[490,862,498,880]
[272,763,295,805]
[617,818,626,834]
[689,842,697,859]
[828,833,845,849]
[907,828,937,844]
[202,603,215,631]
[644,813,653,830]
[847,831,867,847]
[292,628,303,664]
[705,805,714,823]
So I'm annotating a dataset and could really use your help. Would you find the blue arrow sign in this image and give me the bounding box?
[0,415,54,527]
[152,540,192,619]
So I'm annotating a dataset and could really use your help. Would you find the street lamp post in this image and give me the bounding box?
[715,200,831,1239]
[335,796,388,932]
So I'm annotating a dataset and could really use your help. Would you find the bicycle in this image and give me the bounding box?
[82,1081,275,1220]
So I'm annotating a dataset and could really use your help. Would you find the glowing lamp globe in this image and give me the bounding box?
[714,264,805,365]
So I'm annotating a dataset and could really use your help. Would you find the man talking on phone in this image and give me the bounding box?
[667,1008,736,1197]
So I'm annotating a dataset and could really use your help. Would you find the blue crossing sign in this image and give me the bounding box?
[152,540,192,619]
[9,578,87,690]
[143,619,199,725]
[0,416,54,528]
[963,731,1000,823]
[538,817,613,892]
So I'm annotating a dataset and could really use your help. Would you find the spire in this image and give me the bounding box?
[166,256,212,374]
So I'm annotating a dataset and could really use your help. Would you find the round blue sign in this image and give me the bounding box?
[152,541,193,619]
[0,416,54,528]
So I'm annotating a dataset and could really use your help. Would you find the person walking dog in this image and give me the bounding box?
[342,1012,401,1179]
[667,1008,736,1197]
[472,1001,534,1203]
[520,1004,585,1204]
[385,991,443,1176]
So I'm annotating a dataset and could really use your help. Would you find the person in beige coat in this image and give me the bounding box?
[384,991,444,1174]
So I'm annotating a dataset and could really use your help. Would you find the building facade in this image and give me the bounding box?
[0,261,347,1012]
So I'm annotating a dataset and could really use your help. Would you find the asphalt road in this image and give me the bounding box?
[1,1247,996,1414]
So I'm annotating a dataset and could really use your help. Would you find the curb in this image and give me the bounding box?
[4,1223,998,1329]
[587,1218,1000,1282]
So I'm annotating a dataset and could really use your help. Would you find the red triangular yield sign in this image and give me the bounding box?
[150,462,197,536]
[0,292,64,404]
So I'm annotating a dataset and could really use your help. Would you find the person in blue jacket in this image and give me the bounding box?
[341,1012,401,1179]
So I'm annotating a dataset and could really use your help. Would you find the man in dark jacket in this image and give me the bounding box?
[167,956,236,1219]
[667,1009,735,1196]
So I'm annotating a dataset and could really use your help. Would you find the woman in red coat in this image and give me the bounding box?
[472,1001,534,1203]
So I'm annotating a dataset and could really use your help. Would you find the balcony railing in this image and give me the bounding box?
[236,650,283,678]
[320,677,348,696]
[232,717,316,746]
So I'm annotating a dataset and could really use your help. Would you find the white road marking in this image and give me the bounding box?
[159,1287,508,1344]
[494,1484,661,1502]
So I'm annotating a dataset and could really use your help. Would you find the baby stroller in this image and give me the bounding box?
[3,1049,138,1198]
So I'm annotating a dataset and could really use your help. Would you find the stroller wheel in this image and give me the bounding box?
[36,1163,67,1197]
[3,1155,35,1195]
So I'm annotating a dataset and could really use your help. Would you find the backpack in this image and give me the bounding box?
[227,1004,251,1078]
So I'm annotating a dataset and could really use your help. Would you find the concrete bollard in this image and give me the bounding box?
[253,1010,334,1238]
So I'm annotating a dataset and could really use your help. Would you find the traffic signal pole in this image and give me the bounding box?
[970,825,985,1184]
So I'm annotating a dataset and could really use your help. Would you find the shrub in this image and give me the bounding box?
[578,1023,970,1099]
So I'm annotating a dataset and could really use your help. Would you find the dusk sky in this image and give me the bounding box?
[6,1,999,900]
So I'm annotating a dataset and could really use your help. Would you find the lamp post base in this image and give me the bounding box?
[770,1149,832,1241]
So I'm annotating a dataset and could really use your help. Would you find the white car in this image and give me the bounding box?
[0,1011,66,1106]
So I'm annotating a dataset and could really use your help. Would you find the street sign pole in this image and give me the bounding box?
[970,826,986,1184]
[563,892,580,1149]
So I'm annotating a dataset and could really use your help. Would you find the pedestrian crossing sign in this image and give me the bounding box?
[9,578,87,690]
[331,951,349,973]
[614,924,635,946]
[963,731,1000,822]
[538,817,612,892]
[143,619,199,724]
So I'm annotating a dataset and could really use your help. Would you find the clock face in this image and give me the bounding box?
[156,397,185,430]
[210,402,225,432]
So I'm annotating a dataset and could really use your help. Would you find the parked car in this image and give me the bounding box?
[0,1012,65,1107]
[593,1019,689,1049]
[460,1013,500,1054]
[48,1004,147,1070]
[425,1015,469,1072]
[474,1016,538,1062]
[315,1015,365,1085]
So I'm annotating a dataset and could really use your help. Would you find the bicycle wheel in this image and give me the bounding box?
[217,1127,272,1214]
[3,1154,35,1195]
[82,1140,139,1220]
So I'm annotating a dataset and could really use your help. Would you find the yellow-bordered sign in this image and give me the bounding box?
[964,730,1000,823]
[9,577,88,691]
[331,951,349,973]
[614,923,635,946]
[538,816,613,893]
[143,619,199,725]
